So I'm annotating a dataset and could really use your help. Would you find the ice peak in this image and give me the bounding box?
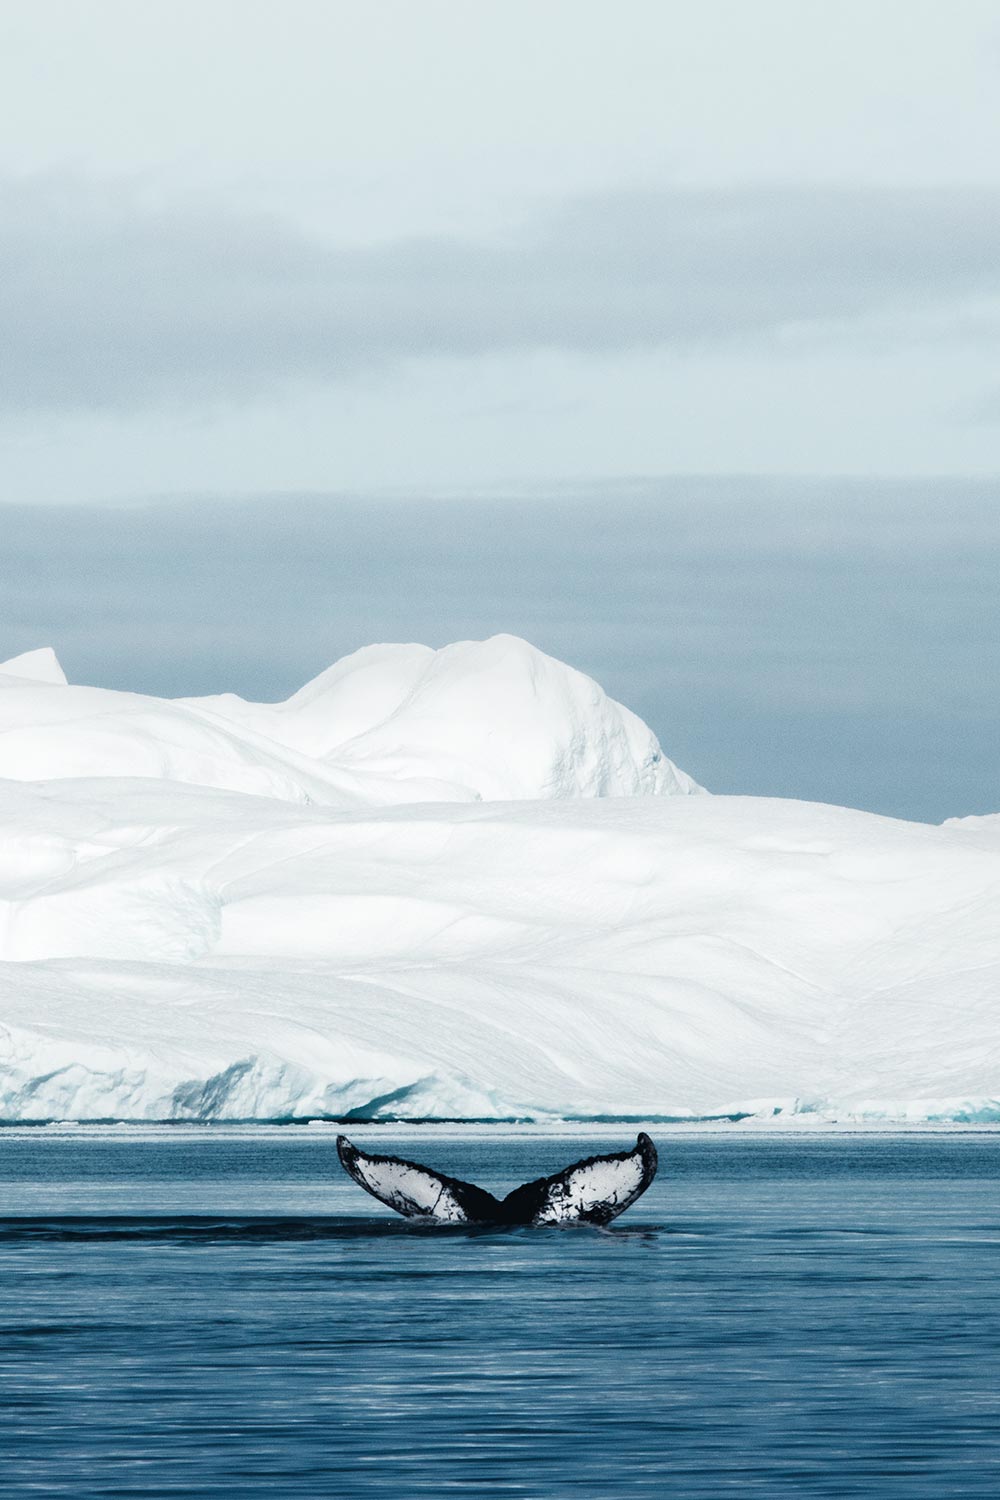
[246,634,703,801]
[0,646,68,685]
[1,635,703,806]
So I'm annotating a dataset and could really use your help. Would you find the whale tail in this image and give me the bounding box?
[336,1133,657,1226]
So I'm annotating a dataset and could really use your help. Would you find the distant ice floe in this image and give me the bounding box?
[0,637,997,1125]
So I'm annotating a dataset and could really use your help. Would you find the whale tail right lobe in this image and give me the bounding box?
[500,1133,658,1226]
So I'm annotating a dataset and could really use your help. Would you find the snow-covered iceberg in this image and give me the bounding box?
[0,637,996,1124]
[0,635,697,807]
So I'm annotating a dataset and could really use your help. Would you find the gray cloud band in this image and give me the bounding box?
[2,177,998,411]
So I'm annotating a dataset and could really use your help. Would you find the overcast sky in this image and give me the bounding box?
[2,0,1000,499]
[1,5,997,818]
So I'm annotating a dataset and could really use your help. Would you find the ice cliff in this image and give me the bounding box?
[0,637,996,1124]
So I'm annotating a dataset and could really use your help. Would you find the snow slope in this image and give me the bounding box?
[0,639,996,1124]
[0,635,697,807]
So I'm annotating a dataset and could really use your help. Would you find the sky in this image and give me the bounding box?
[0,3,997,818]
[2,0,1000,496]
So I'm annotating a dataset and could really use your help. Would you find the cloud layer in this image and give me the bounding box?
[3,175,999,412]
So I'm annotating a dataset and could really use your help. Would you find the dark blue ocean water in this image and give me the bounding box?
[0,1129,997,1497]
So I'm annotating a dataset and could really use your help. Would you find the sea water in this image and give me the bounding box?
[0,1128,997,1497]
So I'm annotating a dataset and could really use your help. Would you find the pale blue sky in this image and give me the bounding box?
[1,1,1000,496]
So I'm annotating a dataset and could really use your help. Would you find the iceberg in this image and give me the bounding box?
[0,637,996,1124]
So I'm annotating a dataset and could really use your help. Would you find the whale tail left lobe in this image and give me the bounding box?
[336,1136,502,1223]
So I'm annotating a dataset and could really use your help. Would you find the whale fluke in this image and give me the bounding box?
[335,1133,657,1226]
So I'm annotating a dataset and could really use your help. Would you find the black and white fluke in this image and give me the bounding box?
[336,1133,657,1226]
